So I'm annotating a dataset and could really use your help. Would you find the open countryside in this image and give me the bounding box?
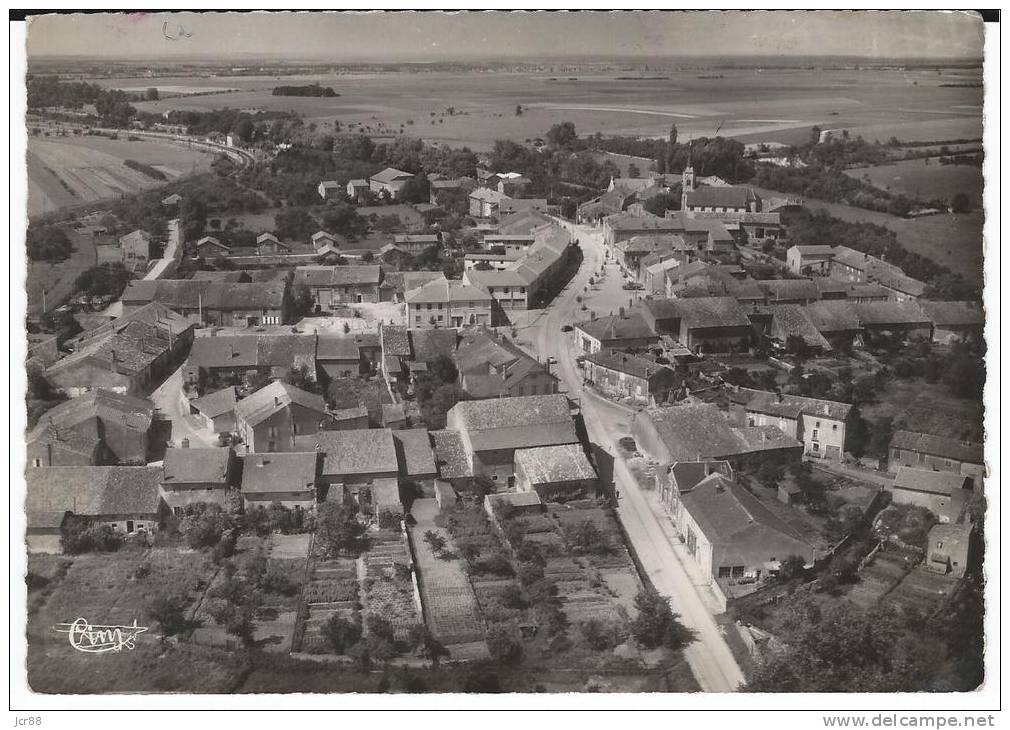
[78,65,984,149]
[27,132,216,216]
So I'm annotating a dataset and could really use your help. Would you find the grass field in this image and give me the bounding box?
[845,160,984,208]
[27,134,215,217]
[86,66,982,151]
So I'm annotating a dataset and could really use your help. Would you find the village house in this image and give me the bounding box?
[190,386,238,434]
[393,234,440,256]
[369,167,414,199]
[234,381,330,453]
[730,388,853,461]
[194,235,231,258]
[160,446,235,513]
[674,471,817,591]
[393,428,439,490]
[240,451,319,511]
[657,459,734,513]
[662,211,738,253]
[293,428,399,506]
[853,301,932,340]
[514,443,598,501]
[811,279,891,303]
[464,248,525,272]
[574,312,658,354]
[925,523,971,578]
[643,254,690,295]
[317,180,343,200]
[757,279,822,306]
[584,349,681,405]
[889,430,986,484]
[443,394,581,487]
[615,233,690,277]
[919,300,986,344]
[311,231,338,251]
[346,179,369,201]
[758,304,833,353]
[162,193,182,207]
[293,265,383,308]
[785,245,927,301]
[26,466,166,553]
[183,333,318,386]
[631,403,802,468]
[802,300,864,349]
[640,296,753,353]
[601,212,684,247]
[254,232,291,256]
[481,233,536,252]
[316,335,364,379]
[890,466,973,522]
[455,329,558,399]
[122,279,289,327]
[47,303,195,397]
[404,277,494,330]
[27,389,154,467]
[118,229,153,273]
[469,186,508,218]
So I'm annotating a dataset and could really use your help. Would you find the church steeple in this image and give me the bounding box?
[681,152,695,213]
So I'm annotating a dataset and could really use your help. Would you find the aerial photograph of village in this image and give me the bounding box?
[17,10,991,704]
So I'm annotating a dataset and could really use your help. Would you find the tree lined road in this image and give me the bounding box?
[528,220,746,693]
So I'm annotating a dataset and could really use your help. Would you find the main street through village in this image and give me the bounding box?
[524,220,746,692]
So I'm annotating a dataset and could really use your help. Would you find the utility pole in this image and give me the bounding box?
[41,289,46,313]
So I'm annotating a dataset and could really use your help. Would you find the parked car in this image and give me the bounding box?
[561,324,573,333]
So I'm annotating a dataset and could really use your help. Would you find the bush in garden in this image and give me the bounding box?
[322,615,362,653]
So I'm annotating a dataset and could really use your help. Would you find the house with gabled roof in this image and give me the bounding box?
[118,229,153,272]
[369,167,414,199]
[26,466,167,552]
[393,428,439,489]
[455,329,558,400]
[657,459,733,513]
[890,466,973,523]
[121,279,288,326]
[631,403,802,469]
[574,312,658,354]
[920,300,985,344]
[194,236,231,258]
[241,451,319,511]
[675,472,817,589]
[640,296,753,353]
[293,264,382,308]
[47,303,195,397]
[160,446,235,512]
[27,389,155,467]
[234,381,329,453]
[889,430,985,483]
[404,278,494,330]
[190,386,239,434]
[445,393,580,487]
[318,180,343,200]
[730,388,853,461]
[293,428,399,504]
[514,443,597,501]
[584,349,681,406]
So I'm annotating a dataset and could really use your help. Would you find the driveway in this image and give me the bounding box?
[524,219,746,693]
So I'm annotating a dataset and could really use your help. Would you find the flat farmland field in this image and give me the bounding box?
[89,65,982,150]
[845,159,984,207]
[27,134,215,217]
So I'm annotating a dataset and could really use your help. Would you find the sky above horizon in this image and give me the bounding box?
[26,11,984,62]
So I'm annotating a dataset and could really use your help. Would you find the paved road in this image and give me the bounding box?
[528,219,746,693]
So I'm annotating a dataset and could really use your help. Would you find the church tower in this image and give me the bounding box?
[681,159,695,213]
